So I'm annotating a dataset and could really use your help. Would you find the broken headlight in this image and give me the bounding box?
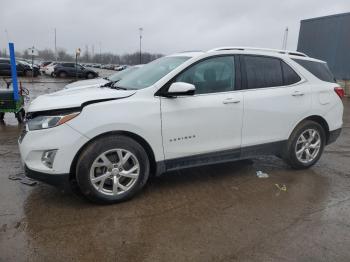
[27,112,80,131]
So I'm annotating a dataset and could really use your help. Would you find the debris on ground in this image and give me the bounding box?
[8,172,37,186]
[8,173,26,180]
[256,170,269,178]
[20,178,37,186]
[275,184,287,196]
[275,184,287,191]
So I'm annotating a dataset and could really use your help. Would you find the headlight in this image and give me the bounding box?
[27,112,79,131]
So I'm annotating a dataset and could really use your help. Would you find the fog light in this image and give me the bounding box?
[41,150,57,168]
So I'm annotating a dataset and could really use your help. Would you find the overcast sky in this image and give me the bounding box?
[1,0,349,55]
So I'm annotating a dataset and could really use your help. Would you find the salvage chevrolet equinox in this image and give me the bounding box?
[19,47,344,203]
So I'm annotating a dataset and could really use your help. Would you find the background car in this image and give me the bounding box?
[18,60,41,76]
[54,63,98,78]
[0,58,40,77]
[64,64,143,89]
[40,61,52,72]
[44,62,58,76]
[114,65,128,71]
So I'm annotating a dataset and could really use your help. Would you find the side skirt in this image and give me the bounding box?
[155,140,287,175]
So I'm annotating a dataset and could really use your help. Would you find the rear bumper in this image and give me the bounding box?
[25,165,70,188]
[327,128,342,145]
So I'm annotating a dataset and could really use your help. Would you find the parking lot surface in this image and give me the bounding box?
[0,74,349,261]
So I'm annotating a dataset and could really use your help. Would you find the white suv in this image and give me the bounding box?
[19,47,344,203]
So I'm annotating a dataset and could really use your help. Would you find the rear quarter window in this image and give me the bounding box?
[281,61,301,85]
[292,59,335,83]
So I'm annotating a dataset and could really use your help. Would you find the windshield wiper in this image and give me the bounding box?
[111,85,128,90]
[101,81,113,87]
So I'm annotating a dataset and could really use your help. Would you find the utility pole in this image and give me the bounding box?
[54,28,57,61]
[99,42,102,64]
[139,27,143,64]
[75,48,81,80]
[5,29,10,57]
[31,46,34,82]
[282,27,289,50]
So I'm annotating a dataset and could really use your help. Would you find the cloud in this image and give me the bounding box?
[0,0,349,55]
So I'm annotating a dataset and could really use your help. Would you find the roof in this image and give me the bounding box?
[170,47,326,63]
[301,12,350,23]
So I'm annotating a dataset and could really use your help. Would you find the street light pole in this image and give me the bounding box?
[54,28,57,61]
[282,27,289,50]
[75,48,81,80]
[139,27,143,64]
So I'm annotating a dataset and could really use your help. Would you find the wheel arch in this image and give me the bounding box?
[69,130,157,181]
[291,115,330,143]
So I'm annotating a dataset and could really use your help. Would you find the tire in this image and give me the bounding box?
[0,112,4,121]
[25,70,32,77]
[76,135,150,204]
[86,72,95,79]
[283,120,326,169]
[58,71,67,78]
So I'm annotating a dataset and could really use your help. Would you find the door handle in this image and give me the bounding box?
[223,98,241,104]
[292,91,305,97]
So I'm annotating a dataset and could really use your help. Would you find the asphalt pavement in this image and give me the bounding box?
[0,73,349,261]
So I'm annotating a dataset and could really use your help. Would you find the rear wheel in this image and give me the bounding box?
[0,112,4,121]
[25,70,32,77]
[283,120,326,169]
[59,71,67,78]
[76,135,150,204]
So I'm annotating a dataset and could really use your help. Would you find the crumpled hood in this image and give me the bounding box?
[28,86,136,112]
[64,78,109,89]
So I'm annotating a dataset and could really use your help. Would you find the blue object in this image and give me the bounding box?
[9,42,19,101]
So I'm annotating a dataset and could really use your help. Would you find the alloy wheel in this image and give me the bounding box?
[89,149,140,196]
[295,129,321,164]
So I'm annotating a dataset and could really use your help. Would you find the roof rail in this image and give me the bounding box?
[208,46,308,57]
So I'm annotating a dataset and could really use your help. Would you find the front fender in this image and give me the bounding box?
[67,96,164,161]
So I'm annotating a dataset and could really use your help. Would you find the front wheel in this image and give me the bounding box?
[86,73,95,79]
[283,120,326,169]
[76,135,150,204]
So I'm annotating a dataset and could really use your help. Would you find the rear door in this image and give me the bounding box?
[62,63,75,76]
[75,64,85,77]
[241,55,311,148]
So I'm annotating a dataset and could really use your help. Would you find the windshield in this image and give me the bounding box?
[116,56,190,90]
[18,60,30,66]
[108,66,139,82]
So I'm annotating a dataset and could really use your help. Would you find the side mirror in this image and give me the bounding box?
[166,82,195,97]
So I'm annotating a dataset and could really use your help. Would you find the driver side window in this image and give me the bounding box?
[175,56,235,94]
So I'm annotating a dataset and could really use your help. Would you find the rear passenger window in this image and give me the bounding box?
[282,62,301,85]
[292,59,335,83]
[244,56,283,89]
[62,63,74,67]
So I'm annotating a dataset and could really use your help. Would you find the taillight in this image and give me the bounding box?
[334,87,345,99]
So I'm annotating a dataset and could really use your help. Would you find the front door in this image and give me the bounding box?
[160,56,243,164]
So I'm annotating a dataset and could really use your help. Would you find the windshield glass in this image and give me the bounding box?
[116,56,190,90]
[108,67,139,82]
